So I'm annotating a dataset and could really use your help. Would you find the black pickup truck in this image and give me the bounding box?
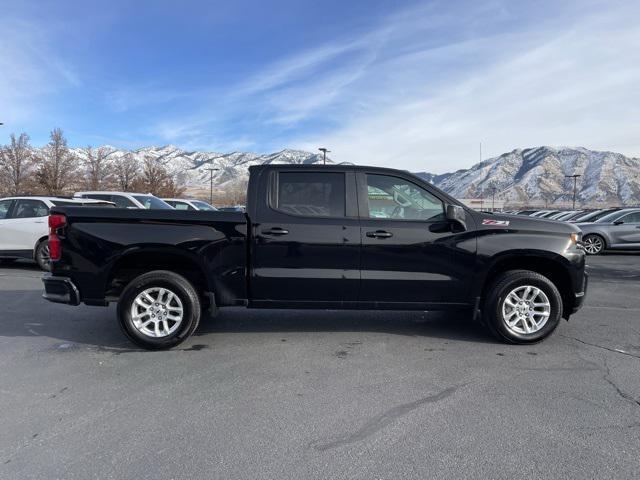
[43,164,587,349]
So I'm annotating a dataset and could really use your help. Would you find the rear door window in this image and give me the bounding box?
[274,172,345,217]
[13,200,49,218]
[171,201,193,210]
[110,195,137,208]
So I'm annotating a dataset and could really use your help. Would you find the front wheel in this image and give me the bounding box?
[484,270,563,344]
[583,234,605,255]
[117,270,201,350]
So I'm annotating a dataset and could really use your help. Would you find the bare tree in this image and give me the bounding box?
[34,128,79,195]
[83,146,113,190]
[0,133,34,195]
[135,156,185,197]
[113,153,139,191]
[140,156,168,194]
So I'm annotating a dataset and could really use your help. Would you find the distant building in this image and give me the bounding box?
[459,198,506,212]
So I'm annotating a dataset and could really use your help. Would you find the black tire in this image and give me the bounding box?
[483,270,563,344]
[117,270,201,350]
[583,234,605,255]
[35,240,51,271]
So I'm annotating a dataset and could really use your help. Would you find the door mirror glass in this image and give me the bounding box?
[446,204,467,230]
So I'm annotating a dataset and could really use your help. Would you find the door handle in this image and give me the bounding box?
[261,227,289,236]
[366,230,393,239]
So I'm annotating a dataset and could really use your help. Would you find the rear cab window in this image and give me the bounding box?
[272,171,346,218]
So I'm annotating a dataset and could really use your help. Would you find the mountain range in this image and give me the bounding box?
[419,146,640,205]
[66,145,639,205]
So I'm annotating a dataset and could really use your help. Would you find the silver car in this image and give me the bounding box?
[577,208,640,254]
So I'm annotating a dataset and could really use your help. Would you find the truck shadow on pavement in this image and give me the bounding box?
[0,290,496,351]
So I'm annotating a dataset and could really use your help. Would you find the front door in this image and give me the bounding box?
[358,172,473,306]
[250,170,360,306]
[609,211,640,247]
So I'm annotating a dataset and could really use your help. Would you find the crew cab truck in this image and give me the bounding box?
[42,165,587,349]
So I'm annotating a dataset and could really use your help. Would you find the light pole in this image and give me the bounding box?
[205,167,219,205]
[488,184,497,212]
[318,147,330,165]
[565,174,582,209]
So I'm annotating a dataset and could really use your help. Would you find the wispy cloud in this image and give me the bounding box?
[292,0,640,171]
[0,18,80,123]
[4,0,639,171]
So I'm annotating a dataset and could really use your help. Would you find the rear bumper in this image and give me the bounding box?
[571,271,588,314]
[42,274,80,305]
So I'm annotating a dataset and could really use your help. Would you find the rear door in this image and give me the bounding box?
[3,199,50,251]
[250,169,360,306]
[357,172,474,306]
[609,212,640,247]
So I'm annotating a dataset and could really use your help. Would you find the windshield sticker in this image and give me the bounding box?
[482,219,510,226]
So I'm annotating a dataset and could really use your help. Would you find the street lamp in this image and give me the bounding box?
[565,174,582,210]
[318,147,330,165]
[205,167,220,205]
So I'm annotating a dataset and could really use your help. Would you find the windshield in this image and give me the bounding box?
[133,195,173,209]
[191,200,217,211]
[595,210,627,223]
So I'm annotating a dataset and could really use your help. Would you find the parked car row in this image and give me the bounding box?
[504,207,640,254]
[0,191,230,270]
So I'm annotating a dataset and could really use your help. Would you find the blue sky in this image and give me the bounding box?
[1,0,639,171]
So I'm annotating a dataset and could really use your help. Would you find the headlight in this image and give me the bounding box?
[570,232,583,248]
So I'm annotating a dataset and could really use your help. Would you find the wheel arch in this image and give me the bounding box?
[105,247,212,307]
[478,252,575,319]
[583,231,609,248]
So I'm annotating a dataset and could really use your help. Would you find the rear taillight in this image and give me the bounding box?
[48,214,66,261]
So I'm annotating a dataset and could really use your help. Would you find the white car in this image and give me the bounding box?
[74,191,173,209]
[162,198,217,211]
[0,196,113,270]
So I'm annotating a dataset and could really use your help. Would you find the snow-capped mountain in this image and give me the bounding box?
[57,144,639,205]
[69,145,334,189]
[417,146,640,205]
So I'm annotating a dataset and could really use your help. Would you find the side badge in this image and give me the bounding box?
[482,219,510,226]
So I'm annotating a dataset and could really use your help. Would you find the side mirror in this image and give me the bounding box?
[446,204,467,231]
[613,220,624,225]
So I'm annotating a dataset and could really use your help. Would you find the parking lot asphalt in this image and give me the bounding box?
[1,255,639,480]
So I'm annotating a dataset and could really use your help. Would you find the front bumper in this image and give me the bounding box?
[571,271,588,314]
[42,274,80,305]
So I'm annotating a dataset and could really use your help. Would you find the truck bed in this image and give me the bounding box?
[46,207,248,307]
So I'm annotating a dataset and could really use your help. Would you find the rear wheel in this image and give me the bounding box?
[117,270,201,350]
[35,240,51,271]
[484,270,563,344]
[583,234,605,255]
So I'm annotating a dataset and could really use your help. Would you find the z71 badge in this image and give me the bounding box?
[482,219,510,226]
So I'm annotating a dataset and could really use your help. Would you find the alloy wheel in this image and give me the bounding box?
[584,235,604,254]
[130,287,184,338]
[501,285,551,335]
